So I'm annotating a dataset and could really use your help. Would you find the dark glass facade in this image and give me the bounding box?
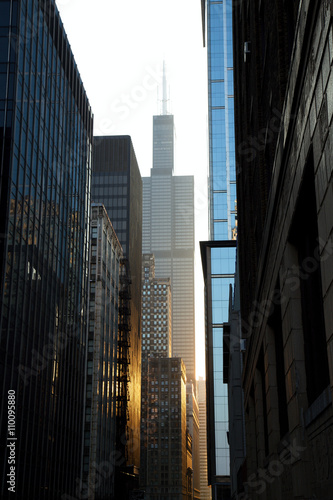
[0,0,93,498]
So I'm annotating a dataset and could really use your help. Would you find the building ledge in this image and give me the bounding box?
[304,386,332,428]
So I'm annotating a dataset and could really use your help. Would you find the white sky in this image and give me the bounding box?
[55,0,209,379]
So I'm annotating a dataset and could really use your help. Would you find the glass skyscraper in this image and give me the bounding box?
[0,0,93,497]
[208,1,237,240]
[201,1,237,498]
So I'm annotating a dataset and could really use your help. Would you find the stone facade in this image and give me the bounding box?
[233,1,333,498]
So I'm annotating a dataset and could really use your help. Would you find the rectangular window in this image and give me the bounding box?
[267,284,289,439]
[289,151,329,406]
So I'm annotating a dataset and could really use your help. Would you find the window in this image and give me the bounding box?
[267,284,289,439]
[289,151,330,406]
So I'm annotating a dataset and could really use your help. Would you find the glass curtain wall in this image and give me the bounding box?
[208,0,237,241]
[206,0,237,485]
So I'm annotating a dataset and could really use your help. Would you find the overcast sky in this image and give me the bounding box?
[55,0,209,379]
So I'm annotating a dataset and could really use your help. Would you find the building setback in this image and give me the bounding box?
[92,135,142,495]
[140,254,172,490]
[83,204,122,499]
[0,0,93,497]
[233,0,333,498]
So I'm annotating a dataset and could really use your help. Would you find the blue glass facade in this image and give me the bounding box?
[0,0,93,497]
[201,0,237,496]
[208,0,237,241]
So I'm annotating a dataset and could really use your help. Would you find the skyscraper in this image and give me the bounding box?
[140,254,172,490]
[142,356,188,500]
[91,135,142,494]
[141,254,172,361]
[83,204,123,499]
[200,0,237,498]
[142,74,196,383]
[0,0,93,497]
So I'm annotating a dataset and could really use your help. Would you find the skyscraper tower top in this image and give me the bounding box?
[152,61,174,173]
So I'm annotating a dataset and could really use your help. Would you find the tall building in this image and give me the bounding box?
[141,254,172,360]
[200,0,237,498]
[140,254,172,490]
[233,0,333,498]
[142,357,188,500]
[0,0,93,497]
[92,136,142,494]
[142,76,196,383]
[198,378,212,500]
[83,204,122,499]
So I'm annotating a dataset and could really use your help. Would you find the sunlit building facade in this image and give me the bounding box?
[201,0,237,498]
[0,0,93,497]
[83,204,122,499]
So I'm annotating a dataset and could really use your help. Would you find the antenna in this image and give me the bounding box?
[162,61,168,115]
[157,60,170,115]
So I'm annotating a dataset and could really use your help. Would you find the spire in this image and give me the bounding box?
[162,60,168,115]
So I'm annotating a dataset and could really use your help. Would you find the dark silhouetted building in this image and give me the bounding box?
[222,277,246,500]
[233,0,333,498]
[0,0,93,497]
[92,135,142,495]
